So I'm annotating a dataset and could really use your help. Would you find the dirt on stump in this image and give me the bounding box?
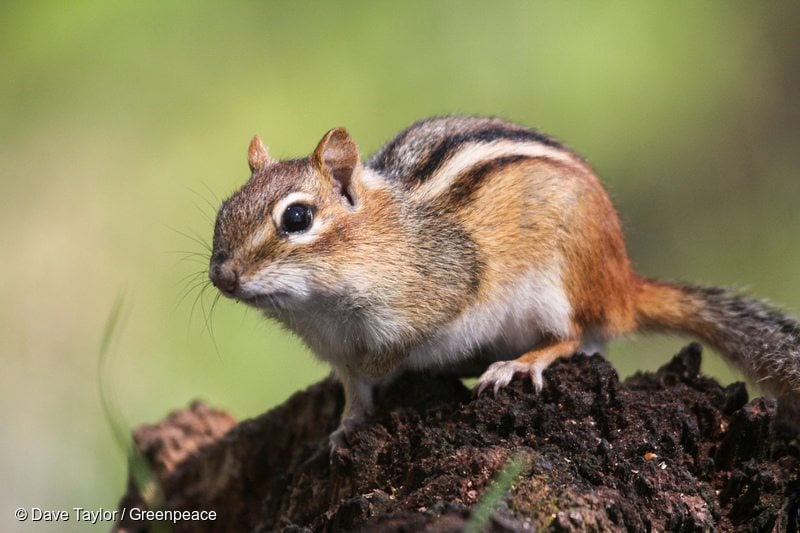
[114,344,800,532]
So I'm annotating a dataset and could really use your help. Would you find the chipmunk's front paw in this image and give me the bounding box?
[328,415,364,458]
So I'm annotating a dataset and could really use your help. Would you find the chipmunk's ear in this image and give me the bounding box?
[312,128,360,198]
[248,135,275,172]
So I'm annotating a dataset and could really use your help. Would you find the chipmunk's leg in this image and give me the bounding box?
[476,339,581,396]
[329,371,377,451]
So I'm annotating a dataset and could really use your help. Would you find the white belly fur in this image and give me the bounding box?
[405,263,573,371]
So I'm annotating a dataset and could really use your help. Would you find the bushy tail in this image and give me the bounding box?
[634,278,800,407]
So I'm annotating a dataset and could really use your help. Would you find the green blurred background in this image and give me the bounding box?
[2,2,798,530]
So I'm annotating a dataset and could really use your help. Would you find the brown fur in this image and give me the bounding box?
[561,168,638,337]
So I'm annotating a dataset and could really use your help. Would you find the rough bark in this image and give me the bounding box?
[114,344,799,532]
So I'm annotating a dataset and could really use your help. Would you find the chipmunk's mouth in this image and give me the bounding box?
[238,292,292,309]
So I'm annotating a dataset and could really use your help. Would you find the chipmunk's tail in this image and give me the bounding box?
[633,278,800,426]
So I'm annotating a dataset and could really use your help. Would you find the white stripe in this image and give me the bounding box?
[359,167,389,190]
[415,140,584,200]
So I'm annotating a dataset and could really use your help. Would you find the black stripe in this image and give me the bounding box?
[368,126,413,175]
[410,127,563,185]
[367,118,567,186]
[435,154,534,213]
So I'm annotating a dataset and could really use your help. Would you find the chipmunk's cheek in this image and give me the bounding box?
[236,265,315,308]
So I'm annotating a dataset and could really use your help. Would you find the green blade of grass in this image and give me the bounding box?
[465,453,531,533]
[96,295,164,510]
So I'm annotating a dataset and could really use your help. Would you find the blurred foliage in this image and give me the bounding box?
[1,2,798,528]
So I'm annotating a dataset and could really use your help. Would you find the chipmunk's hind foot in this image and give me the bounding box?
[475,339,580,396]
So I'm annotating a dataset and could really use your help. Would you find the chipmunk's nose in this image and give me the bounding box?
[209,252,240,295]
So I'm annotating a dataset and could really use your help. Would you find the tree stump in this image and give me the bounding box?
[114,344,799,532]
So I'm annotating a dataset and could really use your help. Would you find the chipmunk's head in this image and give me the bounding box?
[209,128,364,311]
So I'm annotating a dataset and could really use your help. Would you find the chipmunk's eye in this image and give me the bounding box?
[281,203,313,233]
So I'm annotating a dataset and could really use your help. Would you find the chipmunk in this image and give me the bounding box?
[209,116,800,449]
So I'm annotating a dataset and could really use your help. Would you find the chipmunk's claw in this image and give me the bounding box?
[475,360,534,397]
[530,365,545,394]
[327,415,364,461]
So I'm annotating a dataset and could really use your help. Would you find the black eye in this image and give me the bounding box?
[281,203,313,233]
